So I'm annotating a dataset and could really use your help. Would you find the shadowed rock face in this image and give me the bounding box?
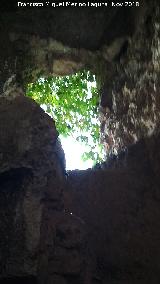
[0,2,145,93]
[65,135,160,283]
[1,97,160,284]
[0,95,62,277]
[0,96,87,284]
[100,2,160,155]
[0,276,38,283]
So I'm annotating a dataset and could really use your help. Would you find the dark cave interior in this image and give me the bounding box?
[0,1,160,283]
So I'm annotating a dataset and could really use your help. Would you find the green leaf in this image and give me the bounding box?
[26,70,104,164]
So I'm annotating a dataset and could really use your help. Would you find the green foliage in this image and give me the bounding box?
[26,70,104,164]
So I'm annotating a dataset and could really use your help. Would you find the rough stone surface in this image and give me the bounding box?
[100,1,160,156]
[65,135,160,283]
[38,207,87,283]
[0,2,145,93]
[0,95,65,278]
[48,275,67,284]
[0,95,88,284]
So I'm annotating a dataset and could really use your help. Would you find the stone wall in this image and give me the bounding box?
[0,2,144,93]
[100,1,160,155]
[0,96,87,283]
[65,134,160,283]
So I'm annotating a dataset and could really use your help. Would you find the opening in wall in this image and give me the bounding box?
[26,70,105,170]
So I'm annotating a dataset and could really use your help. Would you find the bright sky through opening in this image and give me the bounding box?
[60,80,98,170]
[41,78,100,170]
[41,104,95,170]
[60,136,94,170]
